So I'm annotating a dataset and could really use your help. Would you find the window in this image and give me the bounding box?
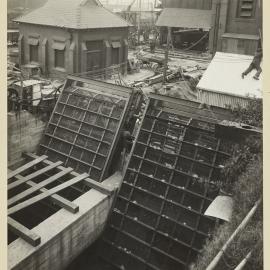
[55,49,65,68]
[29,45,38,62]
[111,48,119,65]
[111,41,121,65]
[237,0,255,18]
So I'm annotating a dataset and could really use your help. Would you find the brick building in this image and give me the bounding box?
[14,0,130,77]
[158,0,262,55]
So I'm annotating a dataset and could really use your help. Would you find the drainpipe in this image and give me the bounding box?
[209,0,221,55]
[213,0,221,55]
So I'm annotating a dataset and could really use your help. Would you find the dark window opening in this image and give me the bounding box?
[29,45,38,62]
[112,48,119,65]
[55,49,65,68]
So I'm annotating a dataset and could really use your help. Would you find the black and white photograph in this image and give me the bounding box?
[5,0,264,270]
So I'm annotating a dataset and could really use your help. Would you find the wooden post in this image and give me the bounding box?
[206,198,262,270]
[137,0,142,45]
[163,27,171,84]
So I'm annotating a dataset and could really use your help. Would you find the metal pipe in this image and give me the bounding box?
[206,198,262,270]
[234,251,252,270]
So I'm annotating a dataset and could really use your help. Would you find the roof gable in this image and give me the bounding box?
[14,0,130,29]
[80,0,101,6]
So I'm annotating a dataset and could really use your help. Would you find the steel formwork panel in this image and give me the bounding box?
[39,77,133,182]
[100,95,234,270]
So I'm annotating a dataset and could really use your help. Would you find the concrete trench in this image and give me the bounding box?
[8,77,239,270]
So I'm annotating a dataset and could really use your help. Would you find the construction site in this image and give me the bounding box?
[7,0,263,270]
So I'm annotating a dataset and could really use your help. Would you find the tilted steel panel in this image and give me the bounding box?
[99,95,236,270]
[39,76,134,182]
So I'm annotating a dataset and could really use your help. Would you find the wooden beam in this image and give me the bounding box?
[8,161,63,191]
[8,155,48,180]
[83,178,114,195]
[8,171,79,213]
[8,217,41,247]
[24,152,114,195]
[8,173,89,215]
[8,167,74,207]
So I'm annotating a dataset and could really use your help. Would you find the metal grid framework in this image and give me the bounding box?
[8,153,113,247]
[100,94,234,270]
[39,76,133,182]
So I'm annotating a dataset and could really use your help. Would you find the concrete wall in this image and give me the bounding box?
[162,0,212,9]
[8,188,116,270]
[8,111,46,167]
[18,24,128,77]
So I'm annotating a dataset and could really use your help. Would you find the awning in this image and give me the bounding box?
[52,41,66,50]
[156,8,212,30]
[111,41,121,48]
[28,38,39,46]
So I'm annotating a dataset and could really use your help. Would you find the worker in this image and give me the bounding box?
[150,38,156,53]
[242,48,262,80]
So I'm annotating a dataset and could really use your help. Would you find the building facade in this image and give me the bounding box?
[210,0,262,55]
[15,0,130,78]
[159,0,262,55]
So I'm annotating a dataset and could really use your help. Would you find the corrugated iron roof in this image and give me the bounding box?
[156,8,212,30]
[197,52,262,99]
[14,0,130,29]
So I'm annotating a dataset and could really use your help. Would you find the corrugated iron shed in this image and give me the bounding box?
[197,52,262,99]
[14,0,131,29]
[156,8,212,30]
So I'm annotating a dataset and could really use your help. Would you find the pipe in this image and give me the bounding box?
[206,198,262,270]
[234,251,252,270]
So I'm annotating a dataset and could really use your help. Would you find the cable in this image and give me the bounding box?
[183,32,209,51]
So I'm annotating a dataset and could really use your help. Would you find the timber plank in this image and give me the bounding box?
[8,167,74,207]
[8,161,63,191]
[8,217,41,247]
[8,155,48,180]
[8,173,89,215]
[24,152,114,195]
[9,171,79,213]
[83,179,114,195]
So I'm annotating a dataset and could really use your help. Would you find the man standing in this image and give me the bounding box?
[242,48,262,80]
